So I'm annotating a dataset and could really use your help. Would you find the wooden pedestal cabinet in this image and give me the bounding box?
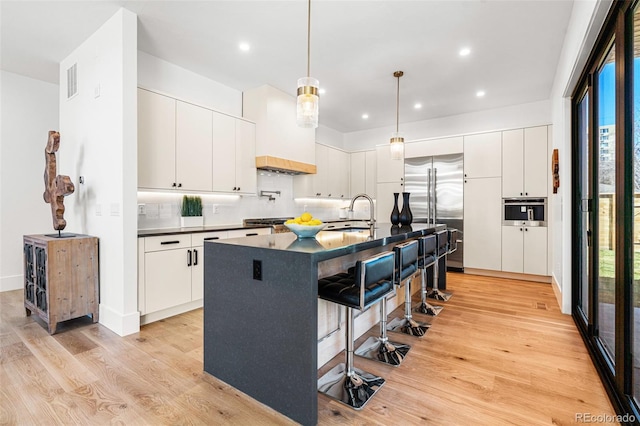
[23,234,99,334]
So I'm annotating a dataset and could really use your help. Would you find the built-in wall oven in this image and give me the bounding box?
[503,198,547,227]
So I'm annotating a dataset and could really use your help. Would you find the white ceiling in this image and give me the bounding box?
[1,0,574,133]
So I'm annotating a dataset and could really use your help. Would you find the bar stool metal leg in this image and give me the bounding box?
[427,257,452,302]
[387,277,431,337]
[355,296,411,366]
[414,264,443,316]
[318,307,385,409]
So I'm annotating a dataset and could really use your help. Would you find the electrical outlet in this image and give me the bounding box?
[253,260,262,281]
[138,204,146,215]
[212,204,219,214]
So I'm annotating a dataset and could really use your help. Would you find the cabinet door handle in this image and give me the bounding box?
[233,187,237,191]
[178,183,182,188]
[520,228,522,231]
[161,240,180,245]
[193,249,198,266]
[187,249,192,266]
[525,228,528,231]
[204,237,220,241]
[172,182,177,187]
[246,233,258,236]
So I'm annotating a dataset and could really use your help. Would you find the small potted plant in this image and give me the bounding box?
[180,195,203,228]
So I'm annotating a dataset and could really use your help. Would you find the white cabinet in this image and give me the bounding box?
[176,101,213,192]
[350,150,376,197]
[376,145,404,183]
[139,228,271,323]
[138,88,256,195]
[463,177,502,270]
[328,148,350,199]
[243,84,315,165]
[142,235,194,314]
[463,132,502,179]
[502,126,548,197]
[501,226,547,275]
[293,144,350,198]
[235,118,258,195]
[211,113,257,194]
[138,89,176,189]
[376,182,404,224]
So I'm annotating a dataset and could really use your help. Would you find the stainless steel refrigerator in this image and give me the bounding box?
[404,154,464,270]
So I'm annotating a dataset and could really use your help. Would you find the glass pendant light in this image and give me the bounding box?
[390,71,404,160]
[297,0,319,128]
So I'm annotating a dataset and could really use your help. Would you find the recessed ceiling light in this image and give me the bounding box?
[239,42,250,51]
[319,88,326,95]
[362,113,369,119]
[459,47,471,56]
[476,90,486,97]
[414,103,422,109]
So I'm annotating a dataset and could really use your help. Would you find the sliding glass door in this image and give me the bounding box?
[572,1,640,420]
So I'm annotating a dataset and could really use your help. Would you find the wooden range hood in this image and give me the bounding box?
[255,155,317,175]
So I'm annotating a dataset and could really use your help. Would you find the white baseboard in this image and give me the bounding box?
[551,273,570,314]
[464,268,552,283]
[0,274,23,292]
[99,304,141,336]
[140,299,203,325]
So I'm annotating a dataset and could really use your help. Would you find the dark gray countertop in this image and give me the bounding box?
[138,223,269,237]
[208,222,446,262]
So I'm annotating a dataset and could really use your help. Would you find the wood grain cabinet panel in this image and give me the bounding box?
[23,234,99,334]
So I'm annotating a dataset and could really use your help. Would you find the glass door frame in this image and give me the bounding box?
[571,0,637,419]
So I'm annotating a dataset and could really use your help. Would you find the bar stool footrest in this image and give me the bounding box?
[427,289,452,302]
[387,317,430,337]
[317,363,385,410]
[354,336,411,366]
[414,301,444,316]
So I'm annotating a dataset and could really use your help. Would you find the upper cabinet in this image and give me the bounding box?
[243,85,315,168]
[138,89,176,189]
[502,126,548,197]
[138,88,257,195]
[293,144,350,198]
[463,132,502,179]
[211,112,257,194]
[176,101,213,192]
[376,145,404,184]
[350,150,376,197]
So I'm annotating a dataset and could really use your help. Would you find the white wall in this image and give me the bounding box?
[138,51,242,117]
[549,0,612,314]
[344,99,551,151]
[316,124,345,150]
[59,8,139,335]
[0,71,59,291]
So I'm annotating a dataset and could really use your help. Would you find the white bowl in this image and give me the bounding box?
[284,222,327,238]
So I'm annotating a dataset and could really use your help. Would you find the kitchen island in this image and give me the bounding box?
[203,223,445,425]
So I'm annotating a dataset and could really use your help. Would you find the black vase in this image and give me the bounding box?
[390,192,401,225]
[399,192,413,226]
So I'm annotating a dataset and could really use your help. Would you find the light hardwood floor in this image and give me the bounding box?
[1,273,616,425]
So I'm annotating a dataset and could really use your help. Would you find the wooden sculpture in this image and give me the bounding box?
[43,131,74,231]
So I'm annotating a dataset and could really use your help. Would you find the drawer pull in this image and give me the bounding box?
[246,233,258,236]
[204,237,220,241]
[160,240,180,245]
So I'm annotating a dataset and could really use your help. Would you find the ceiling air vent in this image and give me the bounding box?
[66,63,78,99]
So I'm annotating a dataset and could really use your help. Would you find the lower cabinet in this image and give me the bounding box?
[501,226,548,275]
[138,228,271,323]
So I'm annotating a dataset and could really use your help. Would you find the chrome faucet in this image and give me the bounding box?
[348,193,375,233]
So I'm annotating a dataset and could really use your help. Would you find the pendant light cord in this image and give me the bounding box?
[307,0,311,77]
[396,74,400,132]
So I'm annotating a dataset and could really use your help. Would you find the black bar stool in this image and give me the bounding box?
[427,229,453,302]
[317,251,396,410]
[413,234,443,316]
[387,240,430,337]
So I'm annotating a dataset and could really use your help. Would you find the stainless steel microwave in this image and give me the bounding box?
[503,198,547,227]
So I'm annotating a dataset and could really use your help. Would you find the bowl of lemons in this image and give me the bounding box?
[285,213,326,238]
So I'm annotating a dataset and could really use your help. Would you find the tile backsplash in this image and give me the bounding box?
[137,174,374,230]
